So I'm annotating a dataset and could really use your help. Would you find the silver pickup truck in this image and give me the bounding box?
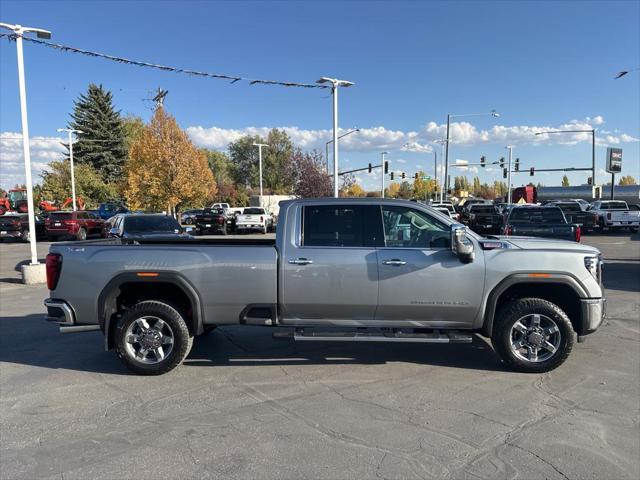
[44,198,605,375]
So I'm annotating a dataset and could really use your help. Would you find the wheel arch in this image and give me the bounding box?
[99,272,204,350]
[482,274,587,338]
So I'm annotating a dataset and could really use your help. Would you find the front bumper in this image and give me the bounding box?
[580,298,606,335]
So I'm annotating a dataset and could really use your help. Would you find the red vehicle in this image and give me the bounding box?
[511,185,537,204]
[45,211,105,241]
[0,188,28,215]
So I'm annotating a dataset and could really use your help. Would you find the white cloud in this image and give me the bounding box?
[0,133,65,189]
[395,158,407,164]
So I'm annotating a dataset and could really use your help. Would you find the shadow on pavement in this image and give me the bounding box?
[602,262,640,293]
[0,315,507,375]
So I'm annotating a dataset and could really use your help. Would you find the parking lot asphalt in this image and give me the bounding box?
[1,233,639,480]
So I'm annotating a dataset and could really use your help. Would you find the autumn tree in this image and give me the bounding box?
[413,171,434,200]
[287,149,331,198]
[344,183,366,197]
[619,175,637,185]
[125,107,216,215]
[385,182,401,198]
[562,175,570,187]
[397,181,413,199]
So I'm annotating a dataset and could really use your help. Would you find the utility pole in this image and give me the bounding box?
[252,143,269,200]
[506,146,513,204]
[0,22,52,270]
[381,152,388,198]
[433,149,437,201]
[57,128,83,211]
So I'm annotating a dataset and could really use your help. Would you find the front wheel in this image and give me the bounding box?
[114,301,193,375]
[76,227,87,241]
[492,298,574,373]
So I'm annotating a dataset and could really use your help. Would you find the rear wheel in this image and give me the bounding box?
[115,301,193,375]
[184,217,194,225]
[76,227,87,241]
[492,298,574,373]
[20,229,30,243]
[599,219,609,232]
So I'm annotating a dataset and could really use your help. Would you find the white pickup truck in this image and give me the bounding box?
[589,200,640,232]
[235,207,272,234]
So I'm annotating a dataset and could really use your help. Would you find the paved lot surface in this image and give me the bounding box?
[1,233,639,479]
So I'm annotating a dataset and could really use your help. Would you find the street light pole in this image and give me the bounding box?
[443,110,500,200]
[57,128,83,211]
[317,77,354,197]
[433,139,447,202]
[0,22,52,267]
[252,142,269,200]
[433,149,437,201]
[506,146,513,204]
[535,129,596,186]
[325,128,359,174]
[381,151,388,198]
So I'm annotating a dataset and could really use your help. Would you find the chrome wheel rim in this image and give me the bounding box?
[510,314,561,363]
[124,316,174,364]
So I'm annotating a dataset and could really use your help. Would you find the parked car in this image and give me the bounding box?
[180,209,203,225]
[45,198,604,375]
[235,207,272,234]
[107,213,192,241]
[588,200,640,232]
[97,202,129,220]
[463,204,503,235]
[570,198,591,211]
[195,208,228,235]
[45,211,105,241]
[547,201,598,233]
[433,206,454,219]
[0,213,46,242]
[503,205,580,242]
[431,203,460,221]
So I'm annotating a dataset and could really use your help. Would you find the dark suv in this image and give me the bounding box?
[45,211,105,241]
[0,213,46,242]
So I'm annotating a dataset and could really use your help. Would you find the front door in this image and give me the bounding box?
[376,205,485,328]
[280,204,380,325]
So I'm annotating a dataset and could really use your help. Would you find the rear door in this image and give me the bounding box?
[376,204,485,328]
[280,204,380,324]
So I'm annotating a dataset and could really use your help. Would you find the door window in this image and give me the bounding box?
[381,206,450,249]
[302,205,371,247]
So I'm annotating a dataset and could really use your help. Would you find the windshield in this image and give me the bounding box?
[244,208,265,214]
[601,202,628,210]
[49,212,73,220]
[123,216,180,232]
[509,208,566,224]
[8,190,26,203]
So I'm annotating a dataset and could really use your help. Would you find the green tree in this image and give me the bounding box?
[67,84,127,182]
[619,175,637,186]
[397,181,413,199]
[561,175,570,187]
[472,176,482,196]
[40,160,117,209]
[122,115,146,152]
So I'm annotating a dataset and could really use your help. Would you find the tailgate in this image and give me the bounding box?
[512,224,574,239]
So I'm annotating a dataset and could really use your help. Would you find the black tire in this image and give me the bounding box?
[20,229,30,243]
[76,227,87,241]
[184,217,194,225]
[115,301,193,375]
[599,219,609,232]
[491,297,574,373]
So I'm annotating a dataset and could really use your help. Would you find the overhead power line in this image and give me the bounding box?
[0,32,330,90]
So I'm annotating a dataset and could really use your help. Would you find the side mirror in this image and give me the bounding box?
[451,225,475,263]
[109,227,120,237]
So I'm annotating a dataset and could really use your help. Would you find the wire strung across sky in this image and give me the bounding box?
[0,32,330,90]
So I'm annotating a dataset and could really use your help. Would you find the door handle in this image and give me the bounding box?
[382,259,406,266]
[289,258,313,265]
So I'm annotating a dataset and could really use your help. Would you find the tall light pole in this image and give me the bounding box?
[506,146,514,204]
[535,129,596,186]
[252,142,269,200]
[0,22,52,268]
[381,151,388,198]
[317,77,354,197]
[433,139,447,202]
[57,128,83,211]
[444,110,500,200]
[325,128,359,173]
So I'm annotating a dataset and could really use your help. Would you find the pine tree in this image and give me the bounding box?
[67,84,127,182]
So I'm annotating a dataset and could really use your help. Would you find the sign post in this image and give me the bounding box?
[606,148,622,200]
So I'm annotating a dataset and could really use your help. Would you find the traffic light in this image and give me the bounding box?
[503,168,508,179]
[401,172,406,179]
[368,163,372,173]
[414,173,419,180]
[529,167,535,176]
[514,158,520,172]
[390,172,394,180]
[499,157,505,168]
[384,161,389,174]
[480,155,486,167]
[587,176,593,185]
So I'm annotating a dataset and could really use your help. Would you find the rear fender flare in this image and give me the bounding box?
[98,272,204,350]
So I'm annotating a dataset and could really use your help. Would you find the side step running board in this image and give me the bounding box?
[273,329,473,344]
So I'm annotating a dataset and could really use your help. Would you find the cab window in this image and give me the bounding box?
[381,206,450,249]
[303,205,372,247]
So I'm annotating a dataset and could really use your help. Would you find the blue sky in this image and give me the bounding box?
[1,0,639,191]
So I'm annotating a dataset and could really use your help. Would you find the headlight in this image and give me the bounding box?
[584,255,602,283]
